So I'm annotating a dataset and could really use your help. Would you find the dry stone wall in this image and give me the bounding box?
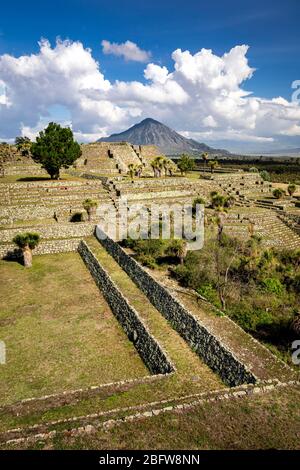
[78,240,174,376]
[0,238,80,259]
[0,223,95,243]
[95,227,257,387]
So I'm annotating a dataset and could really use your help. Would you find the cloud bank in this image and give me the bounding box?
[0,38,300,150]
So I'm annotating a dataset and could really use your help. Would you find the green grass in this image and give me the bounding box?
[7,385,300,450]
[0,252,148,405]
[0,173,84,184]
[86,236,223,389]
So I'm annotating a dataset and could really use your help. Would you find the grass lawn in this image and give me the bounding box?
[0,253,147,405]
[58,385,300,450]
[8,385,300,450]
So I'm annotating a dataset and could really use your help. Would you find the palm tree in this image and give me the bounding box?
[151,156,164,177]
[208,160,219,174]
[128,163,136,182]
[177,154,195,176]
[288,184,297,196]
[162,157,176,176]
[136,164,143,178]
[211,193,226,209]
[201,152,209,169]
[167,239,188,265]
[150,159,158,178]
[166,160,177,176]
[83,198,98,221]
[13,232,40,267]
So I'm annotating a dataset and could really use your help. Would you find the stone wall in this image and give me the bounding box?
[78,240,174,376]
[0,223,95,243]
[0,238,80,259]
[95,227,257,387]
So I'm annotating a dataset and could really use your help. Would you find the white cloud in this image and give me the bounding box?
[0,38,300,150]
[101,40,150,62]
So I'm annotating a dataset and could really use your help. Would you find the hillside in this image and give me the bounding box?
[98,118,229,155]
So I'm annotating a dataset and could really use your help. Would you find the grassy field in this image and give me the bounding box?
[7,385,300,450]
[0,173,84,184]
[0,253,148,404]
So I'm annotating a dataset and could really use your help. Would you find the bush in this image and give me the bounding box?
[137,254,158,269]
[260,170,271,181]
[288,184,297,196]
[273,188,285,199]
[228,303,273,332]
[134,239,166,258]
[197,283,221,306]
[261,277,284,295]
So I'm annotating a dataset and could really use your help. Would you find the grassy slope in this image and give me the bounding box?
[7,385,300,450]
[0,253,147,405]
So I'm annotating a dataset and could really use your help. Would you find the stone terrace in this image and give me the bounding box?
[110,176,225,205]
[0,179,111,225]
[223,207,300,250]
[207,172,273,204]
[78,142,162,176]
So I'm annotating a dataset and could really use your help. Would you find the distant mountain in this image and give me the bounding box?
[98,118,229,155]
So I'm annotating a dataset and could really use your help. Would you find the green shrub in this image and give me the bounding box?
[137,254,158,269]
[260,170,271,181]
[261,277,284,295]
[228,304,273,332]
[197,284,221,306]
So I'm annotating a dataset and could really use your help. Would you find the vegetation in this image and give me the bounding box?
[177,154,196,175]
[12,232,40,267]
[126,223,300,363]
[273,188,285,199]
[208,160,219,173]
[0,253,147,404]
[150,156,176,177]
[203,159,300,184]
[288,183,297,196]
[83,198,98,221]
[150,156,164,177]
[201,152,209,167]
[172,233,300,362]
[31,122,82,179]
[128,163,143,181]
[15,136,31,156]
[260,169,271,181]
[25,385,300,450]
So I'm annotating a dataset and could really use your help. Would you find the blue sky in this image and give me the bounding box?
[0,0,300,152]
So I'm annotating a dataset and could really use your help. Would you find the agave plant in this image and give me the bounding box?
[83,198,98,221]
[13,232,40,267]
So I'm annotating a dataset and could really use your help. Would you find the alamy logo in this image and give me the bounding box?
[0,340,5,365]
[96,197,205,251]
[291,80,300,104]
[291,340,300,365]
